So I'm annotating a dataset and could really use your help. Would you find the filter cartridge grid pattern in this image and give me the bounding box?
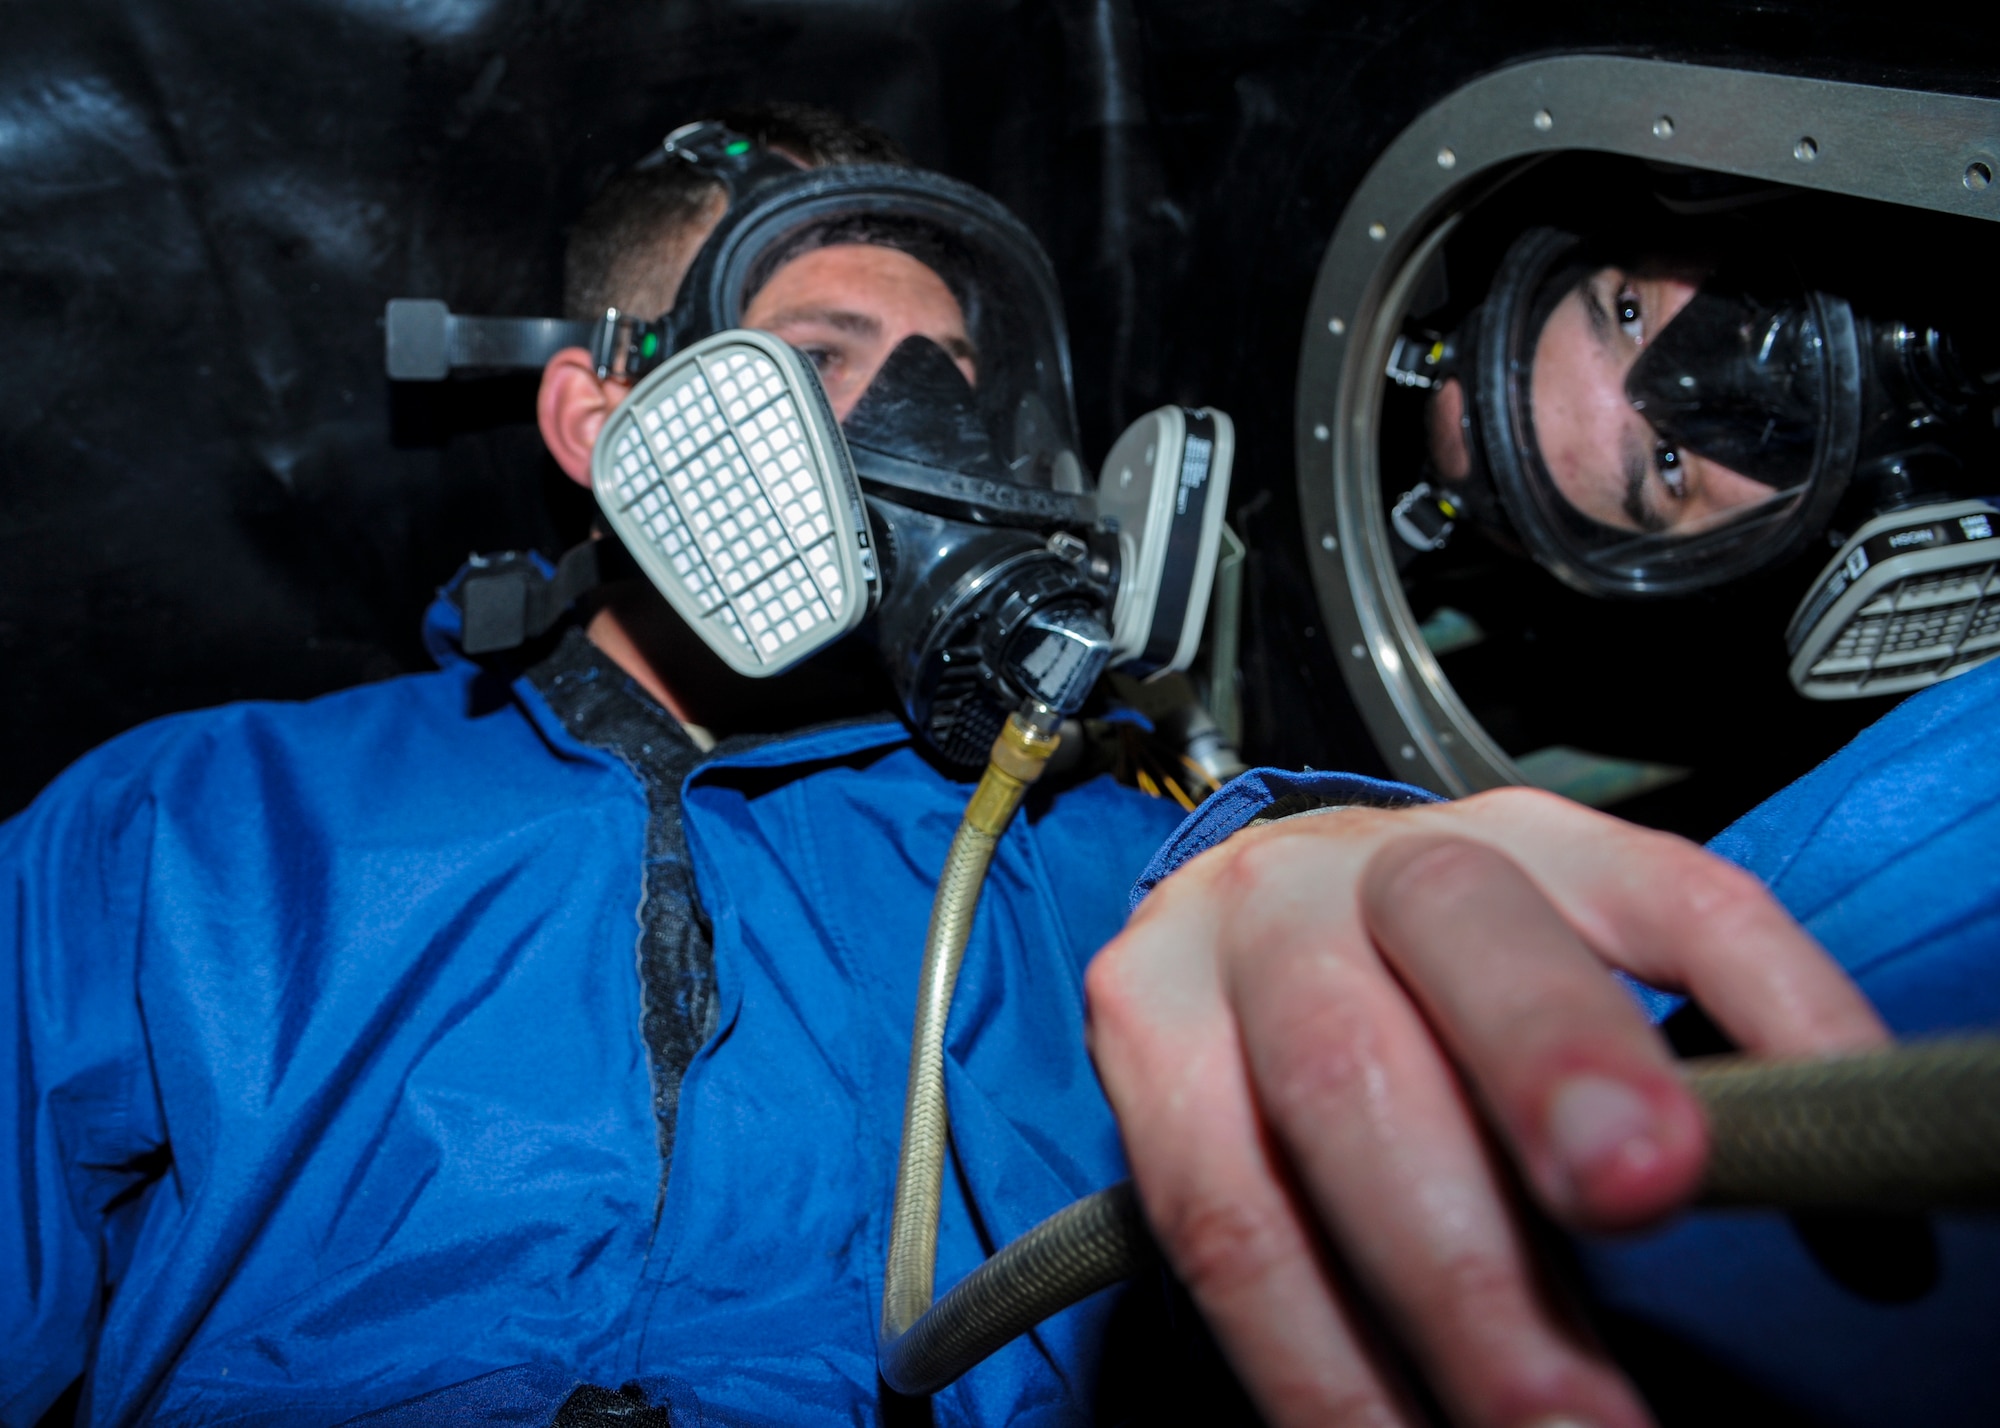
[606,345,848,664]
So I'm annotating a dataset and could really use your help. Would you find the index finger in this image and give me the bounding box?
[1426,788,1888,1057]
[1360,832,1707,1229]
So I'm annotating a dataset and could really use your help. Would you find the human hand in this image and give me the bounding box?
[1084,787,1888,1428]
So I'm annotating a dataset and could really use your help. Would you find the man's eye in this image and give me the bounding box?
[1617,287,1645,343]
[1655,439,1688,499]
[798,346,834,374]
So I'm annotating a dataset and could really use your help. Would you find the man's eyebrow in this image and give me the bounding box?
[1620,425,1667,533]
[758,306,882,339]
[1579,278,1618,353]
[758,305,978,369]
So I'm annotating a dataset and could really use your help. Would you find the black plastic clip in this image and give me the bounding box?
[456,541,609,654]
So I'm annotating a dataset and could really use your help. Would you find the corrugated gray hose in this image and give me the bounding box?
[1694,1036,2000,1208]
[878,735,2000,1395]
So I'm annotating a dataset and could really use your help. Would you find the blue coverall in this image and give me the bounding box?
[4,584,1997,1426]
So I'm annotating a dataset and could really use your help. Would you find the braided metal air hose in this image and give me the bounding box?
[1693,1036,2000,1208]
[881,1182,1154,1396]
[881,709,1063,1368]
[875,719,2000,1398]
[883,995,2000,1393]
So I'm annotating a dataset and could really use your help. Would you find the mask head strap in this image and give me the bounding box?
[385,123,806,385]
[637,120,807,199]
[454,535,643,655]
[588,124,808,382]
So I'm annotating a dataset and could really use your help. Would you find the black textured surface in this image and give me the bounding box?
[552,1381,674,1428]
[9,0,1996,820]
[527,628,712,1180]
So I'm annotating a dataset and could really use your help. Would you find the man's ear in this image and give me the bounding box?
[537,348,632,487]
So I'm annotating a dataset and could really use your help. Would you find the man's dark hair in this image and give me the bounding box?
[563,102,909,321]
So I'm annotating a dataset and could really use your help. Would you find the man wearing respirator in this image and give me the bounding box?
[9,104,1984,1428]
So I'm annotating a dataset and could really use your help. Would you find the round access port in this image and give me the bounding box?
[1298,58,2000,838]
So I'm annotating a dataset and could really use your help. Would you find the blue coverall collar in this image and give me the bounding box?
[424,566,913,776]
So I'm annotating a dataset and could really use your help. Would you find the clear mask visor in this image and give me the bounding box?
[1515,265,1844,587]
[1467,229,1861,596]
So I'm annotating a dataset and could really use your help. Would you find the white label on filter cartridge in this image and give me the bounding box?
[1176,436,1213,516]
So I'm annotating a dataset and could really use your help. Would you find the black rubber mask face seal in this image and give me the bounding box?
[1428,305,1514,542]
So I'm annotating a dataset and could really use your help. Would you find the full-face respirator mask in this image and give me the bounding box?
[1390,225,2000,701]
[387,123,1234,762]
